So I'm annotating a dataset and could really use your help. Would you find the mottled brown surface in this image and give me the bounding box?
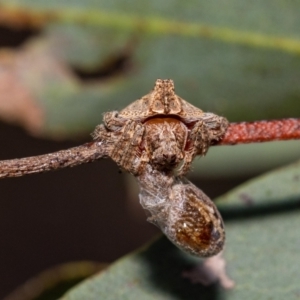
[0,141,108,178]
[137,165,225,257]
[93,79,228,175]
[173,187,224,257]
[144,118,187,170]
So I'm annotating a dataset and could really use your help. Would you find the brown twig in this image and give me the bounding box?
[0,141,108,178]
[217,118,300,145]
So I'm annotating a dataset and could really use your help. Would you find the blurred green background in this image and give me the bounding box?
[0,1,299,299]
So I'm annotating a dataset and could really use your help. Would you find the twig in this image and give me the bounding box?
[0,141,107,178]
[217,118,300,145]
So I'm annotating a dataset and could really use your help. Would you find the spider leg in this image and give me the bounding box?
[110,120,147,175]
[103,111,128,131]
[92,111,147,175]
[178,113,228,176]
[178,120,209,176]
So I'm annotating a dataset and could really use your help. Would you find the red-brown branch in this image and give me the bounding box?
[217,118,300,145]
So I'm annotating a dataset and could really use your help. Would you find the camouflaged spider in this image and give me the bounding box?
[92,79,229,176]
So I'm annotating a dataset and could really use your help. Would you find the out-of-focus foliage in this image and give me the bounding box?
[0,1,299,176]
[3,262,107,300]
[0,0,300,176]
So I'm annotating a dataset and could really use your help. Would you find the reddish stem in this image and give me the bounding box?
[217,118,300,145]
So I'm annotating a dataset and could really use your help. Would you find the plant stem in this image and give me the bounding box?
[217,118,300,146]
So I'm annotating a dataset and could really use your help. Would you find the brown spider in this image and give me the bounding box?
[92,79,229,176]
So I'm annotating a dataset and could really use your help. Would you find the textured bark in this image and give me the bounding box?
[218,118,300,145]
[0,141,108,178]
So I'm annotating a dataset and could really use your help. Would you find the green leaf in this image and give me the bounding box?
[61,159,300,299]
[215,159,300,208]
[192,140,300,178]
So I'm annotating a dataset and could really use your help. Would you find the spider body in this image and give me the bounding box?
[93,79,228,175]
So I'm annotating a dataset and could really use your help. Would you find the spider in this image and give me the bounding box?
[92,79,229,176]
